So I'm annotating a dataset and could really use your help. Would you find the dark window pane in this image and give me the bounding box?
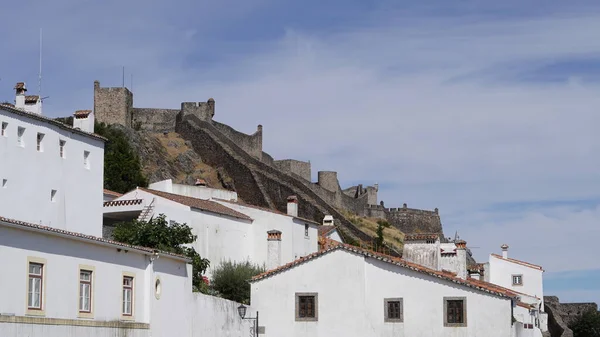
[299,296,315,318]
[447,300,464,324]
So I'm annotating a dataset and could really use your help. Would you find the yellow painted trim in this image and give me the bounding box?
[120,271,136,320]
[77,265,96,319]
[25,256,47,317]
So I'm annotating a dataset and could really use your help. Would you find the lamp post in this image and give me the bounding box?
[238,304,259,336]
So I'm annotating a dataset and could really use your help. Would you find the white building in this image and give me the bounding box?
[250,242,521,337]
[0,85,105,237]
[103,181,320,275]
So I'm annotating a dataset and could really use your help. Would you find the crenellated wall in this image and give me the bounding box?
[212,121,263,160]
[274,159,311,181]
[364,204,443,235]
[131,108,180,132]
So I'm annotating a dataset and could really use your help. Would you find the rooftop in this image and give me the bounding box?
[252,241,518,299]
[139,188,252,221]
[0,216,190,262]
[215,198,320,225]
[74,110,93,118]
[103,189,123,198]
[491,253,544,271]
[0,103,106,142]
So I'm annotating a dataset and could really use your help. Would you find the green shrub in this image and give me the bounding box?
[210,261,265,304]
[570,310,600,337]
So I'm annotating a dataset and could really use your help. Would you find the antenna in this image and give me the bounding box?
[38,28,42,97]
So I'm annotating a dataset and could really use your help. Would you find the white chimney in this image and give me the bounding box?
[322,215,334,226]
[267,230,282,270]
[501,244,509,259]
[287,195,298,217]
[14,82,26,109]
[455,240,468,280]
[72,110,95,133]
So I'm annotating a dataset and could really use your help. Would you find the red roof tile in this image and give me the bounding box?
[140,188,252,221]
[0,216,189,262]
[252,242,518,299]
[14,82,25,90]
[74,110,92,118]
[318,225,336,237]
[24,95,39,103]
[103,189,123,197]
[491,254,544,271]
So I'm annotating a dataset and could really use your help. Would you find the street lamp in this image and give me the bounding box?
[238,304,259,336]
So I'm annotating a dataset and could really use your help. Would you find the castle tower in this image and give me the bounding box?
[93,80,133,127]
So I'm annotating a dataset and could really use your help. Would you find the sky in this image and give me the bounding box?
[1,0,599,305]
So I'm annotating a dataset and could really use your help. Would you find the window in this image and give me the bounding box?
[295,292,318,321]
[305,224,309,237]
[2,179,6,188]
[512,275,523,286]
[50,189,57,202]
[444,297,467,327]
[36,133,44,152]
[83,151,90,169]
[79,270,93,313]
[122,276,134,316]
[1,122,7,136]
[17,127,25,146]
[28,262,44,310]
[426,239,435,244]
[384,298,404,322]
[59,140,66,158]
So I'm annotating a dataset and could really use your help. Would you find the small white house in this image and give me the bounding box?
[250,243,518,337]
[104,185,320,276]
[0,85,105,237]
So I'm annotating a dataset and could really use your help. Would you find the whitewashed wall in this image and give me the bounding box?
[488,255,544,306]
[0,108,104,237]
[149,179,238,202]
[251,249,514,337]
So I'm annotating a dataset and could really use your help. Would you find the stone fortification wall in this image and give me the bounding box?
[94,81,133,127]
[545,296,598,327]
[365,204,443,234]
[274,159,311,181]
[131,108,180,132]
[261,151,275,165]
[212,121,263,160]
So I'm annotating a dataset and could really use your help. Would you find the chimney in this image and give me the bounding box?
[72,110,95,133]
[14,82,26,109]
[501,244,509,259]
[287,195,298,217]
[455,240,468,280]
[267,230,282,270]
[194,178,207,187]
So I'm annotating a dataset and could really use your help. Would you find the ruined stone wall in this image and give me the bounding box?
[131,108,180,132]
[93,81,133,127]
[274,159,311,181]
[212,121,263,160]
[365,204,443,235]
[545,296,599,327]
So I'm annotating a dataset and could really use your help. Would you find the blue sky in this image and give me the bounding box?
[1,0,599,305]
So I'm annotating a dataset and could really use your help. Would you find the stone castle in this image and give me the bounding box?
[93,81,443,247]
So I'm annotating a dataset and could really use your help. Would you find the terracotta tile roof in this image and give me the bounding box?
[490,254,544,271]
[252,241,517,299]
[215,198,319,225]
[0,216,190,262]
[140,188,252,221]
[516,301,535,309]
[74,110,92,118]
[318,225,336,237]
[404,233,439,241]
[25,95,39,103]
[0,103,106,142]
[103,189,123,197]
[14,82,25,90]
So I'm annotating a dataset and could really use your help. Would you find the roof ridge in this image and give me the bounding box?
[490,253,543,270]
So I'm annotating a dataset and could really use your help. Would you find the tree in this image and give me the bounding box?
[374,223,385,251]
[210,261,265,304]
[570,310,600,337]
[112,214,209,291]
[94,122,148,193]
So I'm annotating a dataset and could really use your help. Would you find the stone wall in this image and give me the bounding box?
[212,121,263,160]
[274,159,311,181]
[93,81,133,127]
[131,108,179,132]
[545,296,598,327]
[365,204,443,235]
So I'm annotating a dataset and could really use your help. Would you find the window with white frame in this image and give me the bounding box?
[122,276,134,316]
[17,127,25,146]
[512,274,523,286]
[1,122,7,136]
[27,262,44,310]
[37,133,44,152]
[59,140,66,158]
[84,151,90,169]
[79,270,93,313]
